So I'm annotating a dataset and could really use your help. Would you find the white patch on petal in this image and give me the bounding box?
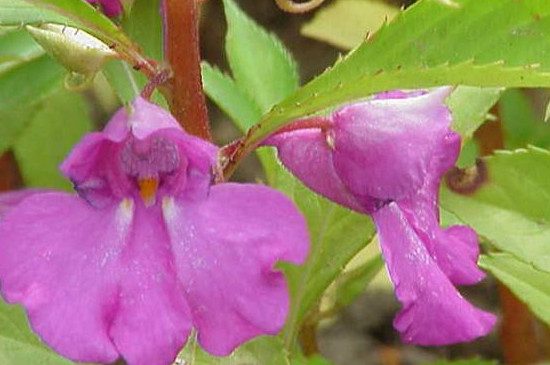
[116,198,134,237]
[162,196,177,222]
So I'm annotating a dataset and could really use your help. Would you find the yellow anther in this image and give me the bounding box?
[138,178,159,207]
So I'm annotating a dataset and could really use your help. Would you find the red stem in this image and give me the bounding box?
[164,0,211,140]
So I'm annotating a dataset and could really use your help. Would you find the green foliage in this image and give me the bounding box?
[0,298,85,365]
[243,0,550,146]
[441,147,550,273]
[480,253,550,327]
[202,0,377,359]
[222,0,299,112]
[447,86,502,141]
[301,0,399,50]
[0,55,64,154]
[122,0,163,61]
[499,89,550,148]
[179,335,288,365]
[425,360,497,365]
[333,253,384,308]
[0,0,133,48]
[13,88,93,190]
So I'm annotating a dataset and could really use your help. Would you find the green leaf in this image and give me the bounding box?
[14,87,92,190]
[447,86,502,141]
[0,297,85,364]
[179,335,288,365]
[480,253,550,326]
[122,0,163,61]
[222,0,299,112]
[0,29,44,73]
[334,253,384,307]
[499,88,550,148]
[0,0,134,48]
[301,0,399,50]
[279,178,375,350]
[441,147,550,272]
[201,62,263,131]
[0,55,64,154]
[243,0,550,147]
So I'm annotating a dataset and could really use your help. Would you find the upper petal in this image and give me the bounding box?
[0,189,45,216]
[266,128,368,213]
[162,183,309,356]
[0,193,192,365]
[332,87,453,201]
[372,203,496,345]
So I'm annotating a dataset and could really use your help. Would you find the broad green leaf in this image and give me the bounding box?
[222,0,299,112]
[14,87,92,190]
[179,335,288,365]
[499,88,550,148]
[480,253,550,326]
[122,0,163,61]
[242,0,550,148]
[441,147,550,272]
[0,298,84,364]
[0,55,64,154]
[0,0,134,49]
[447,86,502,141]
[301,0,399,50]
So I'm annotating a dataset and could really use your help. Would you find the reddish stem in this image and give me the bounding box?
[0,151,23,191]
[164,0,211,140]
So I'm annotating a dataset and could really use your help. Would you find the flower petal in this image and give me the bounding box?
[0,189,45,216]
[0,194,192,365]
[163,183,309,355]
[332,88,453,201]
[266,128,368,212]
[398,131,484,285]
[373,203,496,345]
[0,193,124,363]
[108,204,192,365]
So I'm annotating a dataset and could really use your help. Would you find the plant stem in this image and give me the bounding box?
[164,0,211,140]
[0,151,23,191]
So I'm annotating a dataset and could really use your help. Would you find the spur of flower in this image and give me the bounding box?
[266,88,496,345]
[0,97,309,365]
[87,0,122,17]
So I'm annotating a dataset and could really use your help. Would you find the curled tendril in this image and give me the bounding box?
[274,0,325,13]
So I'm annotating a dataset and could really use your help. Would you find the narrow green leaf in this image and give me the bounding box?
[301,0,399,50]
[222,0,299,112]
[14,88,92,190]
[243,0,550,147]
[441,147,550,272]
[201,62,262,131]
[480,253,550,327]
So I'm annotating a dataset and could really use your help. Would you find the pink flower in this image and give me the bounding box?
[267,88,496,345]
[87,0,122,17]
[0,98,308,365]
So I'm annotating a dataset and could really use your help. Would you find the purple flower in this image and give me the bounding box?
[87,0,122,17]
[267,88,496,345]
[0,98,308,365]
